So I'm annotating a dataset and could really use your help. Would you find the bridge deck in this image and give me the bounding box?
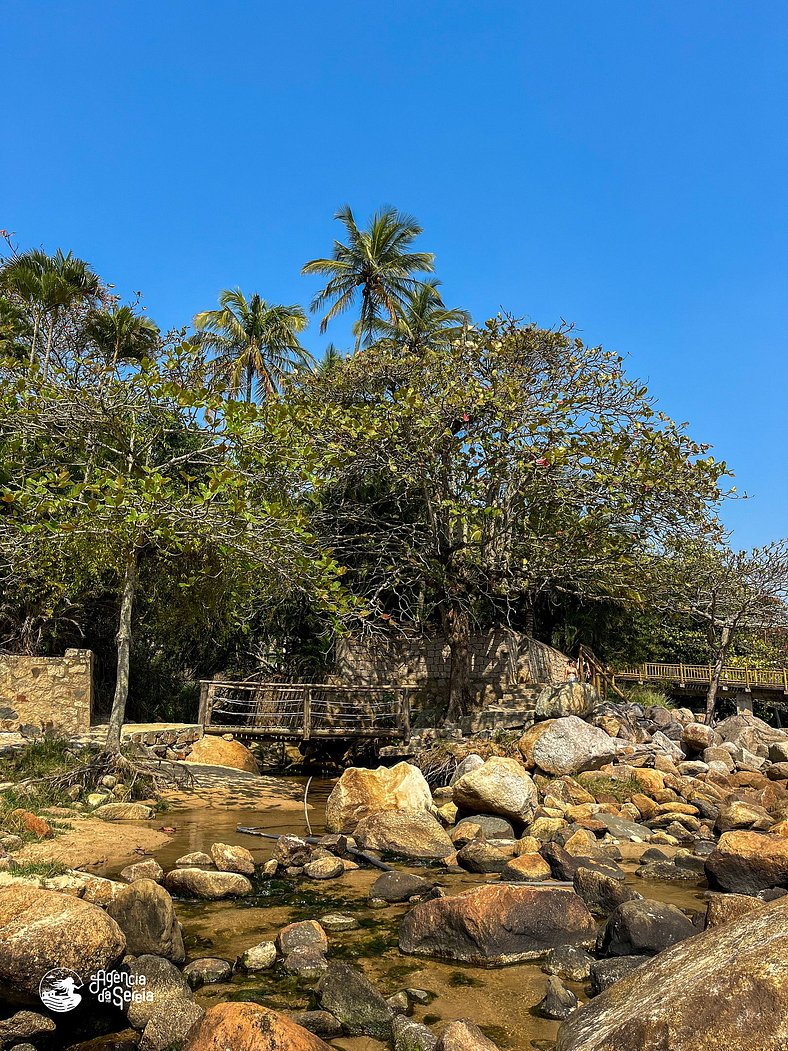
[198,680,413,741]
[613,662,788,695]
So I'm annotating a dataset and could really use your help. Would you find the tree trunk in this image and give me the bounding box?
[523,593,536,638]
[705,623,732,725]
[42,316,56,379]
[246,363,254,403]
[446,605,472,722]
[105,549,139,754]
[28,314,41,367]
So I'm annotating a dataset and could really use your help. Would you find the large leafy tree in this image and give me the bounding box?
[292,319,727,719]
[0,343,348,753]
[656,539,788,722]
[194,289,311,402]
[302,206,435,348]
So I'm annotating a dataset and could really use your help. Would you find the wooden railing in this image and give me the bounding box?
[612,662,788,694]
[197,680,413,741]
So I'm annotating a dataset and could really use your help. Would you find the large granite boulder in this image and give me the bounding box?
[185,735,260,773]
[106,878,185,963]
[451,757,538,824]
[353,810,453,860]
[317,961,393,1040]
[556,895,788,1051]
[185,1002,331,1051]
[535,683,597,721]
[164,868,252,899]
[530,717,621,776]
[705,831,788,894]
[436,1020,501,1051]
[325,763,433,834]
[399,884,596,964]
[0,886,126,1003]
[209,842,256,875]
[716,713,787,759]
[600,899,695,956]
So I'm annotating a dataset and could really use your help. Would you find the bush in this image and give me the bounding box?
[624,685,674,710]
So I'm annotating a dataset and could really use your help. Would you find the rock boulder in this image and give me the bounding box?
[531,717,621,777]
[0,886,125,1003]
[399,884,596,964]
[353,810,453,860]
[451,757,538,824]
[185,1002,331,1051]
[325,763,433,834]
[556,895,788,1051]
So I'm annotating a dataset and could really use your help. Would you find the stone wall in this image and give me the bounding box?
[0,650,93,733]
[333,630,569,709]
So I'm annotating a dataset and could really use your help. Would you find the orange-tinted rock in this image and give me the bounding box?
[500,854,552,882]
[706,831,788,894]
[185,1002,331,1051]
[325,763,433,834]
[399,884,596,964]
[704,892,765,929]
[9,809,52,839]
[185,735,259,774]
[0,886,126,1002]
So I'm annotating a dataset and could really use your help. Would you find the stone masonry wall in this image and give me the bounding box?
[333,630,569,709]
[0,649,93,733]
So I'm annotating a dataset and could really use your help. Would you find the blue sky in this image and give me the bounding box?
[2,1,786,546]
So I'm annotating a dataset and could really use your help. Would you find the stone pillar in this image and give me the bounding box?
[735,693,754,715]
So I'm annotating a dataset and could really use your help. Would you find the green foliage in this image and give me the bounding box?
[302,205,435,347]
[624,685,675,709]
[194,289,311,402]
[8,859,68,878]
[0,736,79,780]
[581,773,643,802]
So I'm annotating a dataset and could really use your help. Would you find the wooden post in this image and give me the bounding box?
[198,682,211,728]
[399,690,411,744]
[303,686,312,742]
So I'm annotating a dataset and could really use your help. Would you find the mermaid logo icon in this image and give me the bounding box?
[39,968,84,1012]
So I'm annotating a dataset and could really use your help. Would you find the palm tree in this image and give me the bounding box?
[85,305,160,367]
[368,280,470,354]
[302,206,435,348]
[193,289,311,402]
[0,249,102,374]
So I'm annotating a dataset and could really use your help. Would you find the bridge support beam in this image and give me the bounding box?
[735,693,754,715]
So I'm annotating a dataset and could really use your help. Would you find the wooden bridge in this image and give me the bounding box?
[579,647,788,709]
[197,680,413,741]
[611,661,788,696]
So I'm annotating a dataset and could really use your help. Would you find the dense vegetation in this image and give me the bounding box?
[0,210,785,739]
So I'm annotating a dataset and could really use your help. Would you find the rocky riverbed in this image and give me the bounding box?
[3,686,788,1050]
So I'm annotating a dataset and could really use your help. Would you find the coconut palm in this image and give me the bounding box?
[0,248,102,373]
[193,289,311,402]
[368,280,470,354]
[84,305,160,367]
[302,206,435,348]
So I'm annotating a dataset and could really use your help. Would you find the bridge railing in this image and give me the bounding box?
[613,662,788,693]
[197,680,413,740]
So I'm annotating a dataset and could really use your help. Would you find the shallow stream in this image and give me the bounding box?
[113,778,707,1051]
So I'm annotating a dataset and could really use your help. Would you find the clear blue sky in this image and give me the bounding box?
[2,1,786,546]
